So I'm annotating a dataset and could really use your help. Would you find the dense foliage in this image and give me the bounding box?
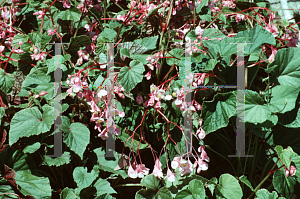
[0,0,300,198]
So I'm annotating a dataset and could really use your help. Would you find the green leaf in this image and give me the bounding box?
[189,179,206,198]
[118,60,145,93]
[273,167,297,197]
[196,0,209,14]
[15,170,51,199]
[234,24,276,55]
[91,148,128,179]
[133,35,159,51]
[266,48,300,87]
[0,148,36,171]
[0,107,4,121]
[166,48,184,67]
[23,142,41,154]
[9,105,55,146]
[0,68,15,93]
[43,151,71,167]
[255,189,279,199]
[54,6,81,22]
[214,37,248,57]
[237,90,274,125]
[0,179,19,199]
[94,178,117,196]
[62,120,90,160]
[269,85,299,114]
[141,175,160,190]
[278,99,300,128]
[60,187,78,199]
[20,66,58,101]
[239,175,254,191]
[201,92,236,134]
[175,189,193,199]
[98,28,117,42]
[46,55,68,74]
[205,59,218,71]
[216,174,243,199]
[68,35,91,52]
[73,166,97,194]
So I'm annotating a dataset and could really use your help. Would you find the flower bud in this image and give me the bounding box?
[39,91,48,96]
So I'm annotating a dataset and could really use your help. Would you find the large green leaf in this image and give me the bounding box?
[68,35,91,52]
[73,166,97,194]
[0,178,19,199]
[98,28,117,42]
[278,98,300,128]
[266,47,300,87]
[54,6,81,22]
[20,66,58,101]
[0,148,35,171]
[216,174,243,199]
[234,24,276,55]
[93,178,117,196]
[201,92,236,134]
[255,189,279,199]
[238,90,275,125]
[269,85,299,114]
[14,170,51,199]
[188,179,206,198]
[23,142,41,154]
[60,187,77,199]
[43,151,71,167]
[133,35,159,51]
[62,118,90,160]
[118,60,145,93]
[0,68,15,93]
[273,168,297,198]
[9,105,55,146]
[91,148,128,179]
[214,37,249,57]
[136,175,171,199]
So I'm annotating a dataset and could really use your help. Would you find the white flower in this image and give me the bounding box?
[164,95,172,100]
[195,26,204,36]
[73,85,81,93]
[98,90,107,98]
[165,168,176,182]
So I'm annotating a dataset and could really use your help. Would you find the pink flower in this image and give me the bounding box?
[128,164,138,178]
[197,128,206,140]
[136,95,143,104]
[33,10,45,19]
[200,147,210,162]
[152,159,163,178]
[171,157,181,169]
[178,159,193,176]
[285,168,290,177]
[136,164,150,178]
[12,49,24,54]
[235,14,245,23]
[195,158,208,173]
[267,46,277,63]
[165,168,176,182]
[117,110,125,118]
[0,46,5,54]
[265,23,279,37]
[62,0,71,8]
[195,27,204,36]
[148,93,155,107]
[117,15,126,21]
[194,101,202,111]
[290,165,296,176]
[145,71,151,80]
[287,38,299,47]
[98,128,108,140]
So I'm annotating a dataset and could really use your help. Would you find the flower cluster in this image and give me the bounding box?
[285,165,296,177]
[66,73,124,139]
